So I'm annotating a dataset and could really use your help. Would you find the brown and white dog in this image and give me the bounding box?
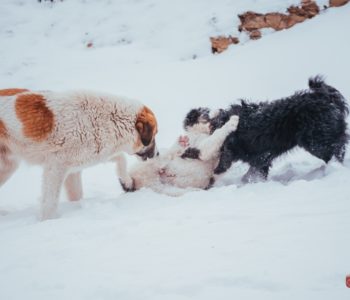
[0,88,158,220]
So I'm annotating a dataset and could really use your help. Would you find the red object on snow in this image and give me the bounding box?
[346,275,350,288]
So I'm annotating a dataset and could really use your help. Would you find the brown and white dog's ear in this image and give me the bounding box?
[136,106,158,146]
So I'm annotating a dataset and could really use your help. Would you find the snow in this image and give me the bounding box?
[1,1,350,299]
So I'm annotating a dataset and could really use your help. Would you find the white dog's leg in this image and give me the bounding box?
[64,172,83,201]
[0,145,18,187]
[113,153,134,191]
[198,115,239,161]
[40,163,67,220]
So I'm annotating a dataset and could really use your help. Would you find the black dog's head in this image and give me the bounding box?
[183,107,211,133]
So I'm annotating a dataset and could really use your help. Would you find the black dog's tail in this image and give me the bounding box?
[309,75,349,117]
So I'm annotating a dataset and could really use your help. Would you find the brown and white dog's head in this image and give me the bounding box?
[134,106,158,160]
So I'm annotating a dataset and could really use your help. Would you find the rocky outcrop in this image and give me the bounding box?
[238,1,319,34]
[210,0,348,54]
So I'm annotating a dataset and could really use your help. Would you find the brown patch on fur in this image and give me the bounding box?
[0,88,28,96]
[15,93,55,142]
[136,106,158,146]
[0,119,8,139]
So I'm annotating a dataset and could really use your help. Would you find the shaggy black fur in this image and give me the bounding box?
[185,76,349,183]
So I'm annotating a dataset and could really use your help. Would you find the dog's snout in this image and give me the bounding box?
[136,140,157,160]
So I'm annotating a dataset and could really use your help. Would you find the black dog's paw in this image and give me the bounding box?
[119,178,136,192]
[213,166,223,175]
[214,164,228,175]
[181,147,200,159]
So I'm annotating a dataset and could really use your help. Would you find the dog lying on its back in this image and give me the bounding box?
[128,109,239,195]
[183,76,349,183]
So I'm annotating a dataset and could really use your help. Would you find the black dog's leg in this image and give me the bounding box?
[214,150,234,175]
[182,115,239,162]
[303,145,333,164]
[242,165,270,183]
[334,135,348,163]
[335,143,346,163]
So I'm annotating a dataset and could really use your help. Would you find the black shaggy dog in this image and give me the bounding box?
[183,76,349,183]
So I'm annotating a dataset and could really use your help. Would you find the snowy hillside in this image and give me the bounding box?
[1,1,350,299]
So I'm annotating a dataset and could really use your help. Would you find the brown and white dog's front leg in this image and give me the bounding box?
[182,115,239,161]
[198,115,239,161]
[113,154,135,192]
[64,172,83,201]
[40,163,68,220]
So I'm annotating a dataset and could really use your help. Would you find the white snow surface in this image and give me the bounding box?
[0,1,350,299]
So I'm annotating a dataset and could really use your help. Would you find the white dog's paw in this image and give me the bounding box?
[178,135,189,148]
[119,177,136,192]
[227,115,239,131]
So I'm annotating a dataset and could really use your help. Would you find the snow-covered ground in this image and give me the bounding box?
[1,1,350,299]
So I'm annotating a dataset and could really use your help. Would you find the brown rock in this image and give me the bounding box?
[329,0,349,7]
[249,30,261,40]
[211,0,327,54]
[288,2,319,18]
[210,36,239,53]
[238,12,265,31]
[285,15,303,28]
[265,13,286,30]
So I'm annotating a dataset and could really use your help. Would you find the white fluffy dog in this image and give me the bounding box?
[129,109,239,196]
[0,88,158,220]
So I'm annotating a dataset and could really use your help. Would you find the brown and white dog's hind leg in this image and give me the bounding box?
[40,163,68,220]
[112,153,135,192]
[0,145,19,187]
[64,172,83,201]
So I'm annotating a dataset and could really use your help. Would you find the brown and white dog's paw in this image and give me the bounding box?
[119,177,136,192]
